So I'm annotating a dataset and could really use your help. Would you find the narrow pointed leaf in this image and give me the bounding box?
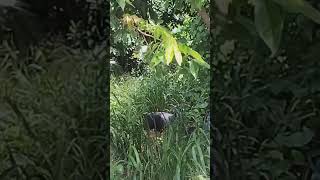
[116,0,126,10]
[165,40,174,65]
[188,49,210,69]
[173,41,182,65]
[254,0,284,56]
[178,44,210,69]
[189,61,200,79]
[125,0,134,7]
[271,0,320,24]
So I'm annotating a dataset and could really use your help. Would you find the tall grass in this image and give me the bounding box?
[111,67,210,179]
[0,41,107,179]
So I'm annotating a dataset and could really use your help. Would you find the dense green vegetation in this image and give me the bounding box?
[111,72,210,179]
[213,0,320,179]
[111,0,211,179]
[0,0,107,179]
[2,0,320,179]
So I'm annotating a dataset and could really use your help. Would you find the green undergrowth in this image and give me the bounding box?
[0,41,107,179]
[111,68,210,179]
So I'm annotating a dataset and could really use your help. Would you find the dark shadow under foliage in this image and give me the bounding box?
[0,0,109,179]
[212,2,320,179]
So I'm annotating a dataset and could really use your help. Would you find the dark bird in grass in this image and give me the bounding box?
[144,112,175,133]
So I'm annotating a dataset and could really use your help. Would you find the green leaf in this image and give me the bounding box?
[271,161,290,177]
[179,44,210,69]
[151,54,164,68]
[153,26,163,39]
[173,41,182,66]
[291,150,305,164]
[189,49,210,69]
[125,0,134,7]
[274,127,314,147]
[189,61,200,79]
[161,31,182,66]
[254,0,285,56]
[116,0,126,10]
[271,0,320,24]
[165,42,174,65]
[266,150,283,160]
[194,102,208,109]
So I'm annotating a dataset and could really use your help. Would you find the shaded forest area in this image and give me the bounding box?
[0,0,108,179]
[213,0,320,179]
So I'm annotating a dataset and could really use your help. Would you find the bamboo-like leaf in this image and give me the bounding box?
[179,44,210,69]
[125,0,134,7]
[189,50,206,66]
[116,0,126,10]
[254,0,284,56]
[271,0,320,24]
[164,37,174,65]
[173,40,182,66]
[189,61,200,79]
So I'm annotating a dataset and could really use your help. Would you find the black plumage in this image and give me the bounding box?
[144,112,175,132]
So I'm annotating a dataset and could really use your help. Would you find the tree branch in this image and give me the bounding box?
[136,28,154,38]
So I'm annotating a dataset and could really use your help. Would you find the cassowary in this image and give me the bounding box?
[144,111,211,137]
[144,112,175,133]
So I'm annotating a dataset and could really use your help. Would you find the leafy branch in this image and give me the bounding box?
[121,14,210,79]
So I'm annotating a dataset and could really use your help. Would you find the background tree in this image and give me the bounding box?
[213,0,320,179]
